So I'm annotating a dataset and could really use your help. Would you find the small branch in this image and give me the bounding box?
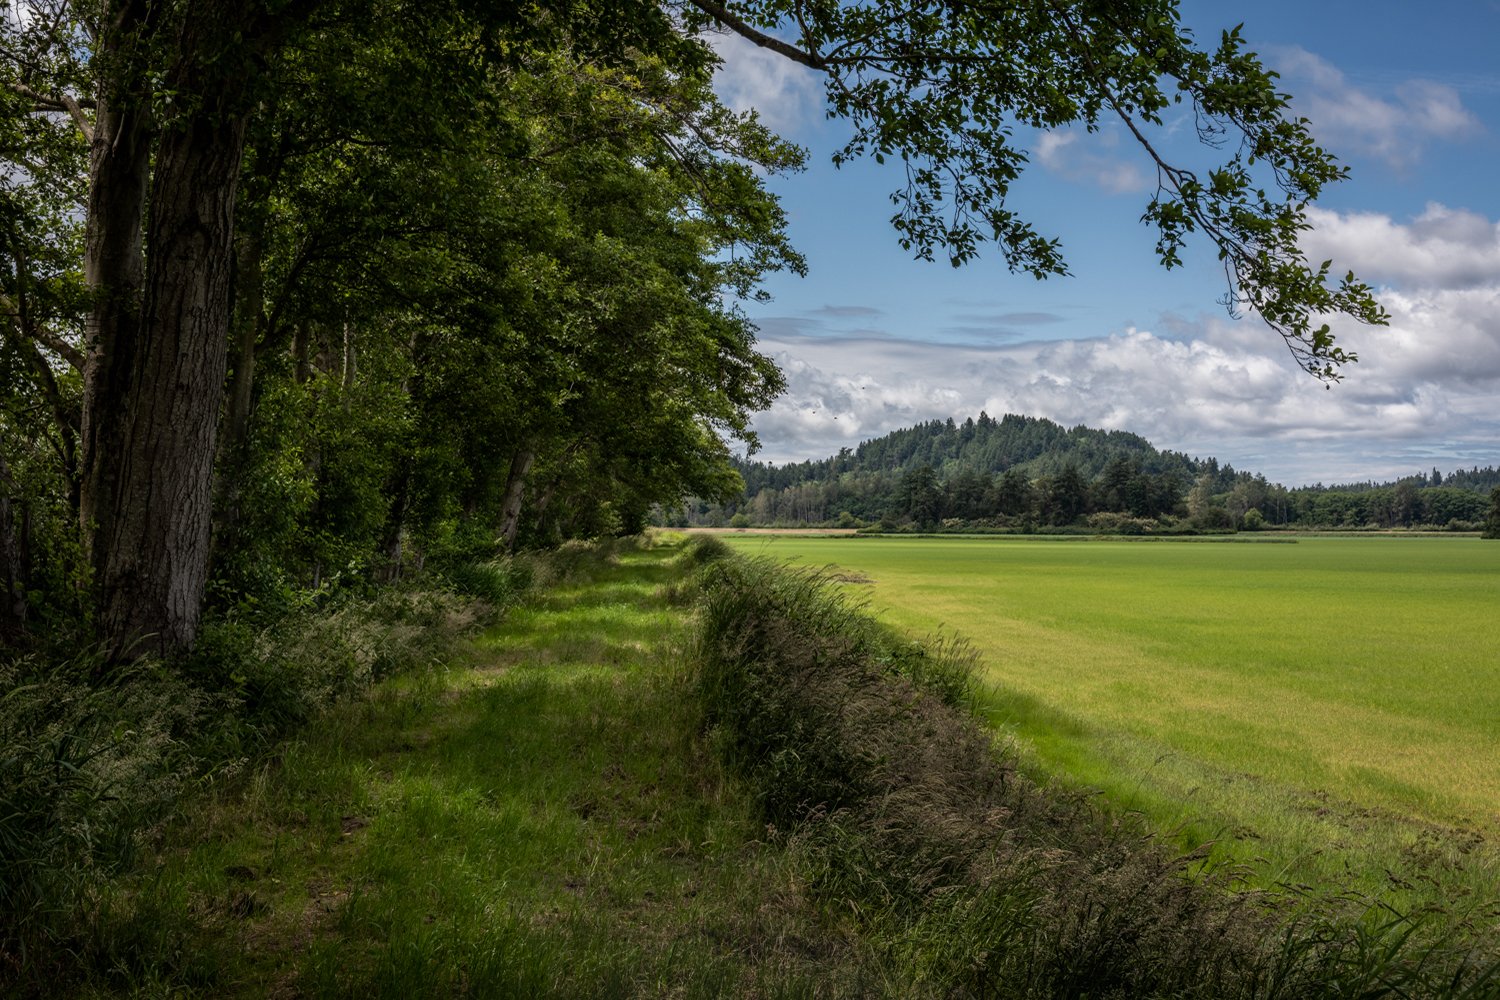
[685,0,827,70]
[58,92,94,143]
[5,79,95,111]
[5,81,96,141]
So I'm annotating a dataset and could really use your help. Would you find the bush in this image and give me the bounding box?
[0,652,231,942]
[677,534,733,569]
[442,558,532,604]
[1087,511,1157,535]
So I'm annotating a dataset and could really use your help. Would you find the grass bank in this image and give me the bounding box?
[691,543,1498,997]
[719,533,1500,909]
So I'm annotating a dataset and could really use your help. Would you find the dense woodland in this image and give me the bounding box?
[669,413,1500,531]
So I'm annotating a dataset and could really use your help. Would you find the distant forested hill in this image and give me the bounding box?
[663,412,1497,532]
[739,412,1200,493]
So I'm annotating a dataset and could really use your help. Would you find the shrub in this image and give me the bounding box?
[0,652,231,942]
[1087,511,1157,535]
[677,534,733,569]
[442,558,531,604]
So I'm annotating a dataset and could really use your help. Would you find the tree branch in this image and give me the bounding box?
[58,91,95,143]
[685,0,827,69]
[5,81,96,141]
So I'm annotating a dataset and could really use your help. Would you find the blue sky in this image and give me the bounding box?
[708,1,1500,486]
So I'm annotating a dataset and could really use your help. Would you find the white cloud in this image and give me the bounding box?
[705,30,823,134]
[748,282,1500,485]
[1270,47,1480,168]
[1033,129,1150,194]
[1303,203,1500,290]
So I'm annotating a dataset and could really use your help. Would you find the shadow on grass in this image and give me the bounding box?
[74,542,887,999]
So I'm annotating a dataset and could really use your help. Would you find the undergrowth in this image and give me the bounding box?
[690,552,1500,998]
[0,557,526,983]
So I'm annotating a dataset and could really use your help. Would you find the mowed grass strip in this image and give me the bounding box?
[721,534,1500,903]
[76,541,888,998]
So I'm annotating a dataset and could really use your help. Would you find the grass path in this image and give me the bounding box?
[85,542,886,997]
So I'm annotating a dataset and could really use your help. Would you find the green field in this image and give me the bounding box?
[720,533,1500,898]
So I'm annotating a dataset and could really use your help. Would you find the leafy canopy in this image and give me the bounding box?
[684,0,1386,379]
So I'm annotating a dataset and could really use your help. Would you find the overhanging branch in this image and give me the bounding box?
[685,0,827,70]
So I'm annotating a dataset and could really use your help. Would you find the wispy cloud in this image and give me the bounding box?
[705,30,824,134]
[1033,128,1151,194]
[1270,47,1480,168]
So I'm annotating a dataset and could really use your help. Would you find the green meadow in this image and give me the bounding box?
[721,533,1500,900]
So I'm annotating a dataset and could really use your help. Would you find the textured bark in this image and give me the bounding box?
[80,0,263,657]
[78,0,154,564]
[90,113,250,655]
[0,454,26,628]
[498,449,536,551]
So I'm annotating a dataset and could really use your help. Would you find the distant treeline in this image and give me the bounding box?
[663,413,1499,532]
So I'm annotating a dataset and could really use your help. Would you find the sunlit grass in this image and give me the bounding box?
[722,534,1500,906]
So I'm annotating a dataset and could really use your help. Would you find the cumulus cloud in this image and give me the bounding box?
[748,278,1500,485]
[1303,203,1500,290]
[1033,129,1151,194]
[1270,47,1480,168]
[705,30,823,133]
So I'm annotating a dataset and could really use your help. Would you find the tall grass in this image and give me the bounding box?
[28,536,903,998]
[691,555,1500,998]
[0,561,520,981]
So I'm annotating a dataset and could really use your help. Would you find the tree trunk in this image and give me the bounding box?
[498,449,535,551]
[78,2,154,573]
[79,0,263,658]
[292,323,312,385]
[224,225,265,458]
[530,477,561,535]
[211,223,266,566]
[380,464,412,582]
[0,453,26,629]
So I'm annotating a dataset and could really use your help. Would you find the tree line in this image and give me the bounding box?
[3,0,806,654]
[671,414,1496,532]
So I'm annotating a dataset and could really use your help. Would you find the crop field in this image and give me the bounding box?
[719,533,1500,899]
